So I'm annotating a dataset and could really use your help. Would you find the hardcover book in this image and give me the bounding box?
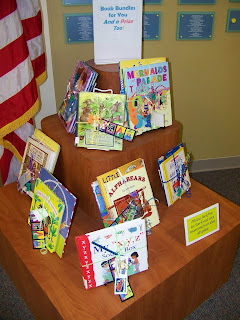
[39,168,77,258]
[119,57,166,94]
[75,218,148,290]
[158,143,191,207]
[124,61,172,135]
[30,178,65,253]
[58,60,98,133]
[96,158,160,228]
[75,91,126,151]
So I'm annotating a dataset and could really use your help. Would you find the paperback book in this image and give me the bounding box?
[158,143,191,207]
[124,61,172,135]
[39,167,77,258]
[75,218,148,290]
[58,60,98,133]
[96,158,160,228]
[18,130,60,197]
[75,91,126,151]
[30,178,65,253]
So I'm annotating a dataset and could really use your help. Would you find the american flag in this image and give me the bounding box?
[0,0,46,185]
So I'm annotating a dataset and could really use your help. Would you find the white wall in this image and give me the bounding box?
[35,0,56,129]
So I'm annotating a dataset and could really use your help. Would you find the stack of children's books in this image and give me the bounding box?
[58,60,98,134]
[119,57,173,135]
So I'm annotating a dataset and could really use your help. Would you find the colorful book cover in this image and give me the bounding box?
[39,168,77,258]
[158,143,191,207]
[58,60,98,133]
[97,158,160,229]
[18,137,54,197]
[119,57,166,94]
[75,218,148,290]
[30,178,65,253]
[75,92,126,151]
[124,61,172,135]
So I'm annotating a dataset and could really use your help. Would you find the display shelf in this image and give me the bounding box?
[0,181,240,319]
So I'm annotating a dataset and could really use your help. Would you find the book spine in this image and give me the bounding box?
[75,235,96,289]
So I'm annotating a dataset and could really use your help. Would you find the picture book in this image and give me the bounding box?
[96,158,160,229]
[75,218,148,290]
[74,91,126,151]
[158,143,191,207]
[124,61,172,135]
[30,178,65,253]
[39,167,77,258]
[91,180,109,227]
[58,60,98,133]
[119,57,166,95]
[18,134,60,197]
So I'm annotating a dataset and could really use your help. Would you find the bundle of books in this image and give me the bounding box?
[58,60,98,134]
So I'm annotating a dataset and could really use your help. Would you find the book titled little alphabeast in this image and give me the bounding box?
[75,218,148,290]
[158,143,191,207]
[124,61,172,135]
[75,91,126,151]
[96,158,160,228]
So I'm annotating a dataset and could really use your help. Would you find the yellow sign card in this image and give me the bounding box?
[184,203,220,246]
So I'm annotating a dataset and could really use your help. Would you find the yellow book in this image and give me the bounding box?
[32,129,60,172]
[97,158,160,228]
[119,57,167,94]
[30,178,65,253]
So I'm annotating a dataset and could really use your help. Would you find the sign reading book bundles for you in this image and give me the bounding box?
[93,0,143,64]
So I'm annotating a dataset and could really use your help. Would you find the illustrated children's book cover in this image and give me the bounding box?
[58,60,98,133]
[39,168,77,258]
[75,218,148,290]
[119,57,166,95]
[96,158,160,229]
[158,143,191,207]
[75,91,126,151]
[30,178,65,253]
[18,134,60,198]
[124,61,172,135]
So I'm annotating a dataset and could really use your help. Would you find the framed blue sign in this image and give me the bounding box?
[63,0,92,5]
[143,12,161,40]
[144,0,162,4]
[64,14,94,43]
[226,9,240,31]
[177,12,215,40]
[178,0,215,4]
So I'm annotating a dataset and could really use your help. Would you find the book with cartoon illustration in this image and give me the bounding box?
[124,61,172,135]
[158,143,191,207]
[58,60,98,133]
[74,91,126,151]
[30,178,65,253]
[39,167,77,258]
[75,218,148,290]
[119,57,166,95]
[96,158,160,229]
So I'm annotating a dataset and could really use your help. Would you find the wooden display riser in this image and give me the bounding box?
[41,114,180,219]
[0,181,240,319]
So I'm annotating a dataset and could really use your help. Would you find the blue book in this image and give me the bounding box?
[39,167,77,258]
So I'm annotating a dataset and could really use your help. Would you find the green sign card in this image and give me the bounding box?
[184,203,220,246]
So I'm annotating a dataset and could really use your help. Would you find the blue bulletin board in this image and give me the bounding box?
[143,12,161,40]
[177,12,215,40]
[64,14,94,43]
[226,9,240,31]
[178,0,215,4]
[63,0,92,5]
